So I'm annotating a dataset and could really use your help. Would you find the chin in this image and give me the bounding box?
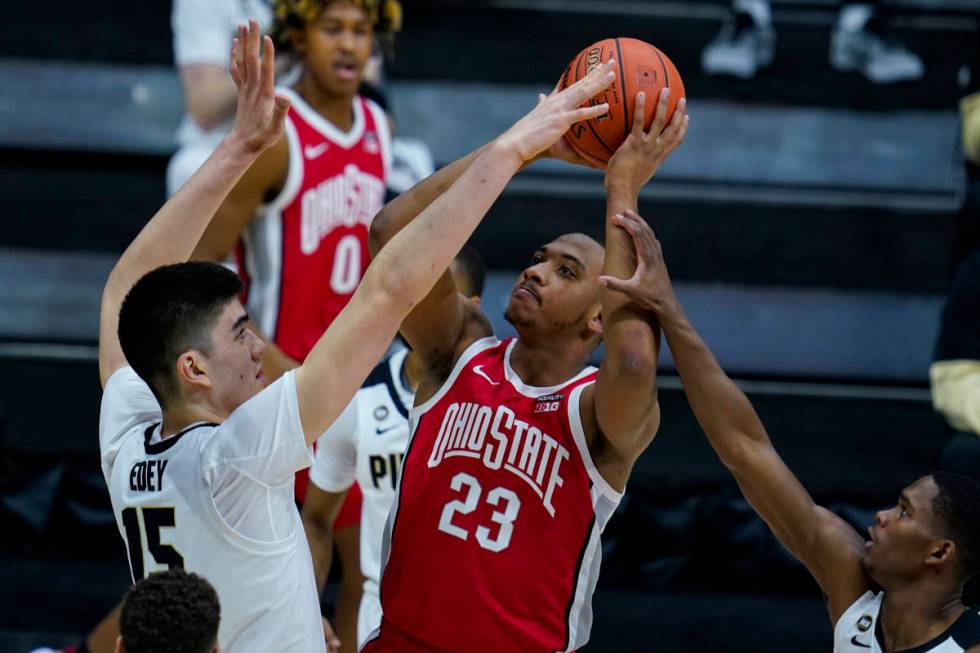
[504,303,536,329]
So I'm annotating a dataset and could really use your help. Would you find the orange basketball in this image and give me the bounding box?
[559,37,685,167]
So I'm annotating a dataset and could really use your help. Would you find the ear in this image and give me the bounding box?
[288,27,308,56]
[925,539,955,568]
[587,305,603,337]
[175,350,213,391]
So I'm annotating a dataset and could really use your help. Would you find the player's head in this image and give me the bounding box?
[273,0,401,98]
[504,233,604,346]
[450,244,486,304]
[116,568,220,653]
[118,262,265,415]
[863,472,980,592]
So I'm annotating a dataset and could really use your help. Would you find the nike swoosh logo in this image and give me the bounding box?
[473,365,500,386]
[375,425,398,436]
[304,142,329,159]
[850,635,871,648]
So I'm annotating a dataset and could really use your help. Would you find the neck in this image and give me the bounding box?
[160,401,225,438]
[295,71,356,131]
[509,334,591,388]
[879,580,965,651]
[404,350,423,392]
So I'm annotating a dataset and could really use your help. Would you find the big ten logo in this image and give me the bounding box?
[534,401,560,414]
[369,452,405,491]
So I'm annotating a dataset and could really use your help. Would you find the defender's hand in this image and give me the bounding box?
[322,616,341,653]
[227,19,290,153]
[605,89,688,193]
[497,60,616,164]
[599,210,675,312]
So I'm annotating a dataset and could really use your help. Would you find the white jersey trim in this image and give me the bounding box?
[278,87,365,149]
[567,382,625,504]
[502,338,596,398]
[364,98,392,184]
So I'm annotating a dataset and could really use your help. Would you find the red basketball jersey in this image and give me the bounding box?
[374,337,623,652]
[238,87,390,363]
[238,88,389,503]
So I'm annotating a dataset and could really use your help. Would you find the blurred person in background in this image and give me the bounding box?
[932,249,980,484]
[302,247,483,652]
[116,569,220,653]
[168,0,284,196]
[702,0,923,84]
[190,1,402,648]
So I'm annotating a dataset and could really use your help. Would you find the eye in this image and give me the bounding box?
[559,265,576,278]
[531,253,545,265]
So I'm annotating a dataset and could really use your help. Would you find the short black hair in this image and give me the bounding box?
[932,471,980,584]
[118,262,243,406]
[119,569,220,653]
[452,245,486,298]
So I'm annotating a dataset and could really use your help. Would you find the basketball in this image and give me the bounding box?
[559,37,685,166]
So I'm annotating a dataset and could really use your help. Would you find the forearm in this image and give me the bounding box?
[602,184,658,374]
[368,144,489,254]
[364,142,522,314]
[303,517,334,593]
[656,296,769,463]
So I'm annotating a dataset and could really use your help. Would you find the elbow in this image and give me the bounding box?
[608,347,658,382]
[368,206,396,256]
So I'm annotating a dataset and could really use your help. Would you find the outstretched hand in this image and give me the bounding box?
[228,19,290,153]
[599,210,675,312]
[498,60,617,164]
[605,89,688,193]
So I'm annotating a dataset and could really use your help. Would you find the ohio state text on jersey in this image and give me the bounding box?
[239,87,391,362]
[375,337,623,652]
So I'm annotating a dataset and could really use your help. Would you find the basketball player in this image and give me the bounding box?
[116,569,220,653]
[363,87,688,651]
[599,209,980,652]
[302,248,484,650]
[98,16,616,653]
[191,2,401,642]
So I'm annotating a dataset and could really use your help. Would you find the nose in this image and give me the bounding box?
[338,28,356,52]
[874,509,888,527]
[522,264,545,286]
[247,330,265,359]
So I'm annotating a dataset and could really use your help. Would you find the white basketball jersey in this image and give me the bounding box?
[309,347,414,643]
[100,368,325,653]
[834,591,980,652]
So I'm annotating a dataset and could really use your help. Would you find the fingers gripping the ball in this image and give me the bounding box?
[562,59,617,112]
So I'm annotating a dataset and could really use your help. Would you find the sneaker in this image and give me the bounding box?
[702,10,776,79]
[830,12,924,84]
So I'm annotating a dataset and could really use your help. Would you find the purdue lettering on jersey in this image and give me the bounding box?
[376,338,623,653]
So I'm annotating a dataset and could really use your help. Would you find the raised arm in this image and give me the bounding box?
[600,211,870,623]
[99,20,289,387]
[367,144,491,379]
[294,61,617,443]
[590,90,686,482]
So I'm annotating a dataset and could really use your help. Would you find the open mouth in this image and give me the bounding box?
[333,61,358,82]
